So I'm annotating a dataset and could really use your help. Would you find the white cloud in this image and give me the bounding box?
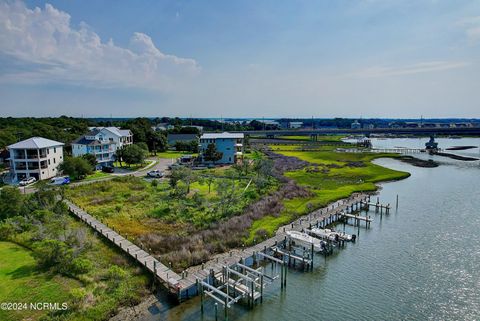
[0,1,199,90]
[350,61,469,78]
[457,16,480,44]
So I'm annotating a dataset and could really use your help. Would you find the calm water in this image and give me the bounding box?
[150,138,480,321]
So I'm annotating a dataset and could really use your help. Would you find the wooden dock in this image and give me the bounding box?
[65,200,183,294]
[65,191,385,303]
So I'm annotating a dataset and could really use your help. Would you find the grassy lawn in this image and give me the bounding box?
[154,151,198,159]
[113,160,154,171]
[82,171,111,181]
[0,242,79,321]
[245,146,410,243]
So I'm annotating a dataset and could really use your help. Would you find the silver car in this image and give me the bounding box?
[147,170,164,178]
[19,177,36,186]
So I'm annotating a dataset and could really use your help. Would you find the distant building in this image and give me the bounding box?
[351,120,361,129]
[8,137,64,182]
[289,121,303,129]
[167,134,199,147]
[72,127,133,169]
[199,132,244,164]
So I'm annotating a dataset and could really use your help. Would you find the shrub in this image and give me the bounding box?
[70,258,93,276]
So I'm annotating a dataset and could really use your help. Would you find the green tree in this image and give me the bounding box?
[0,187,24,221]
[81,153,97,169]
[169,167,196,193]
[147,131,167,154]
[33,239,73,269]
[122,144,146,166]
[59,156,93,180]
[116,147,125,167]
[204,143,223,163]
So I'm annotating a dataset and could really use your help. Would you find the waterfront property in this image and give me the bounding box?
[72,127,133,169]
[7,137,64,182]
[199,132,244,164]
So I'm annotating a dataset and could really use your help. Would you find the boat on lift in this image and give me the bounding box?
[308,227,353,242]
[286,230,326,252]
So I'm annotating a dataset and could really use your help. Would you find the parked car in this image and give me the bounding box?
[49,176,70,186]
[102,166,115,173]
[147,170,164,178]
[168,163,184,170]
[19,177,36,186]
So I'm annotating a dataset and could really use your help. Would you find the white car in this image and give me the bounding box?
[147,170,164,178]
[19,177,36,186]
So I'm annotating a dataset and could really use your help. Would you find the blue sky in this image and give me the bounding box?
[1,0,480,118]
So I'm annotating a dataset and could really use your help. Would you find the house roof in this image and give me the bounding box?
[72,136,116,146]
[8,137,64,149]
[88,127,132,137]
[200,132,244,139]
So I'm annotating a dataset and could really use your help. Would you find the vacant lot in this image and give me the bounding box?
[245,145,410,242]
[66,162,281,271]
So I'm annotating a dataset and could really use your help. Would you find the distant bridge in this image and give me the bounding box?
[234,127,480,137]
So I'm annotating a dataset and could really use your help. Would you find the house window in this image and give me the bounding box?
[47,149,49,155]
[48,159,50,165]
[53,158,56,164]
[54,147,56,153]
[229,157,231,162]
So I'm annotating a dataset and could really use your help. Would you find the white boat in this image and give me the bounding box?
[308,228,353,242]
[286,230,325,252]
[307,228,337,241]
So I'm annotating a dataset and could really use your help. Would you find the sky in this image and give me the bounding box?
[0,0,480,118]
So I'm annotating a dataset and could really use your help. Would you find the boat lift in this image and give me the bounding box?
[198,260,281,320]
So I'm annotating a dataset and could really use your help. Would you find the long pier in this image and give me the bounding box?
[65,192,391,319]
[65,200,183,293]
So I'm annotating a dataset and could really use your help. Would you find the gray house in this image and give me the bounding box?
[167,134,198,147]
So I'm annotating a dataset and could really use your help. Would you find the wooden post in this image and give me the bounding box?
[224,297,228,321]
[396,194,399,210]
[311,243,314,270]
[260,273,264,303]
[215,303,218,321]
[199,280,204,314]
[283,263,287,288]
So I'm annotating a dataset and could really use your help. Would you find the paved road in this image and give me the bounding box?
[16,156,175,194]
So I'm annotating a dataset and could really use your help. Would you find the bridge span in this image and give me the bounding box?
[234,127,480,137]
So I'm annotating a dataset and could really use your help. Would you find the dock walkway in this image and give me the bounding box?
[65,200,183,292]
[65,191,373,299]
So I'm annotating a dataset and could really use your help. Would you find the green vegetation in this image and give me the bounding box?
[83,171,111,181]
[59,156,93,180]
[0,242,80,321]
[66,161,277,271]
[245,145,409,242]
[116,144,147,167]
[0,117,91,149]
[0,187,149,321]
[155,151,197,159]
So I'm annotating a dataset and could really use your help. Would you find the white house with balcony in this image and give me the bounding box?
[199,132,244,164]
[72,127,133,169]
[8,137,64,182]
